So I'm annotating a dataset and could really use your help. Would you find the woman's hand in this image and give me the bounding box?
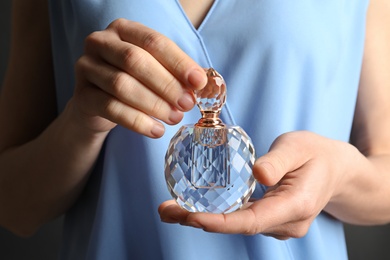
[72,19,207,137]
[160,0,390,237]
[159,131,358,240]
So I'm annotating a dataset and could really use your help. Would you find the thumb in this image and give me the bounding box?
[253,132,312,186]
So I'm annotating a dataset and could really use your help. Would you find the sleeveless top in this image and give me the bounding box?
[48,1,369,259]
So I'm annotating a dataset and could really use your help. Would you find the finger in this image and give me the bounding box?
[84,30,197,112]
[253,132,312,186]
[110,19,207,90]
[76,83,165,138]
[158,200,190,223]
[183,193,302,235]
[77,55,184,125]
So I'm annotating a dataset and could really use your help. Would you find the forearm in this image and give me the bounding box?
[326,149,390,225]
[0,101,108,236]
[326,0,390,226]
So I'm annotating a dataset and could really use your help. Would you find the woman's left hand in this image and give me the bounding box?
[158,131,357,240]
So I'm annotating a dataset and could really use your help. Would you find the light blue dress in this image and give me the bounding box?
[48,1,369,259]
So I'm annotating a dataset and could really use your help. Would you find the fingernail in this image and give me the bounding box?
[151,124,165,137]
[188,69,206,89]
[168,109,183,124]
[178,92,195,111]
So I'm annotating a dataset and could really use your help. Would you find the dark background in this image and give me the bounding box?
[1,1,390,259]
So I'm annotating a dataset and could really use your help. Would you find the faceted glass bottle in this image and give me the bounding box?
[164,68,256,214]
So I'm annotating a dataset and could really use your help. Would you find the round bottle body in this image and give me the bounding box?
[164,124,256,213]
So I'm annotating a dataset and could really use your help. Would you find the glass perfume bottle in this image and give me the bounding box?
[164,68,256,214]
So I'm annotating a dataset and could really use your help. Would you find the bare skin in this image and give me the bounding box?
[179,0,215,29]
[0,0,389,242]
[159,0,390,239]
[0,0,207,236]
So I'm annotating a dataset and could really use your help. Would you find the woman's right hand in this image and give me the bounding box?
[72,19,207,138]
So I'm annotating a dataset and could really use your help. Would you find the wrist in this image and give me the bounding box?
[324,142,381,224]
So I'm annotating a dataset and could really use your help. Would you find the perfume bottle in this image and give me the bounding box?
[164,68,256,214]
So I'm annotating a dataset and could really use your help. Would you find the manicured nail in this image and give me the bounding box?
[178,92,195,111]
[188,69,206,89]
[151,124,165,137]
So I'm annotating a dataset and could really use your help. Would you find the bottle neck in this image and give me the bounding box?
[195,111,225,128]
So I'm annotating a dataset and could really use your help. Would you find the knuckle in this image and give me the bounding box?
[150,98,165,116]
[171,55,189,75]
[241,223,256,235]
[142,31,167,53]
[244,212,262,236]
[75,55,95,75]
[101,97,121,118]
[276,131,313,149]
[110,72,129,96]
[274,132,296,149]
[130,113,148,133]
[159,75,178,98]
[122,47,146,71]
[84,31,103,51]
[108,18,128,30]
[246,221,262,236]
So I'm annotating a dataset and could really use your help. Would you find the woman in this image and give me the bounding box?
[1,0,389,259]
